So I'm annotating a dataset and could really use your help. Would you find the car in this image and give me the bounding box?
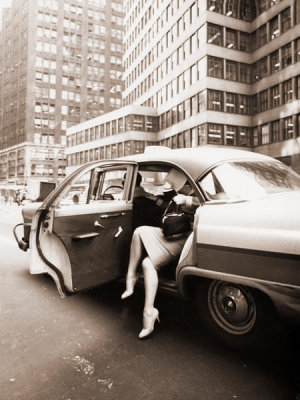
[13,146,300,346]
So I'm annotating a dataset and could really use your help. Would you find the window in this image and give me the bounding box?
[240,63,251,83]
[207,0,223,13]
[282,43,292,68]
[260,90,269,112]
[283,79,293,103]
[207,24,223,46]
[283,116,294,139]
[258,24,267,47]
[272,120,280,142]
[239,95,250,114]
[132,115,145,131]
[208,90,223,111]
[261,124,270,144]
[257,57,268,80]
[225,125,237,145]
[270,50,280,73]
[208,124,223,144]
[225,0,238,17]
[207,56,223,78]
[270,15,280,39]
[191,95,198,115]
[238,127,251,146]
[281,7,291,33]
[225,92,238,113]
[198,124,207,145]
[239,31,250,52]
[183,99,190,119]
[226,60,238,81]
[271,85,280,108]
[253,127,259,146]
[198,90,207,112]
[226,29,237,49]
[296,38,300,63]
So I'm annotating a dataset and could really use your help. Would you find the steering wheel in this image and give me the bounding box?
[102,185,123,200]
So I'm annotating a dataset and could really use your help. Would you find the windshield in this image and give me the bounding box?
[199,161,300,201]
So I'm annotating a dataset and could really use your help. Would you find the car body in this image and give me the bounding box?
[14,146,300,344]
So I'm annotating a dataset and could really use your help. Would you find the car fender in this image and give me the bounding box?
[176,202,300,324]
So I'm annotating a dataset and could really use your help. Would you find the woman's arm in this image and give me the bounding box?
[173,194,200,208]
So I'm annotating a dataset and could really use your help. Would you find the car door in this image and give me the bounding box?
[38,162,138,293]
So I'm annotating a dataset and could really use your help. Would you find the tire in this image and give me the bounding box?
[195,279,272,348]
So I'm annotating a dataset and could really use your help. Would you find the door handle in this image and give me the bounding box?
[94,220,106,229]
[72,232,100,240]
[100,212,126,219]
[114,226,123,238]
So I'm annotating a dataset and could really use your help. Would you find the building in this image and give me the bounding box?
[66,0,300,175]
[66,104,158,173]
[0,0,124,199]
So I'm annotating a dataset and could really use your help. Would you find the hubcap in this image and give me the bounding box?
[208,281,257,335]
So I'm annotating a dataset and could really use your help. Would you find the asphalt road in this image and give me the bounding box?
[0,204,299,400]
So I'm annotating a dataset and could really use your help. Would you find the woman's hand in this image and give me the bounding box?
[173,194,186,205]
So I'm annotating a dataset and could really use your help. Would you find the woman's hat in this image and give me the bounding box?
[166,168,187,192]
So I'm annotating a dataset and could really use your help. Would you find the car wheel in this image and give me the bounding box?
[195,279,269,348]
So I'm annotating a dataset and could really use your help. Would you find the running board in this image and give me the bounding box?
[136,276,180,297]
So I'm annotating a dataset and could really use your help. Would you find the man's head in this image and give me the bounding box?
[122,172,142,187]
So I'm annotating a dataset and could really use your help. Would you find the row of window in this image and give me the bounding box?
[158,75,300,131]
[207,6,292,53]
[68,113,300,167]
[125,35,299,107]
[68,140,156,167]
[126,17,297,101]
[208,0,283,22]
[160,114,300,149]
[67,115,159,148]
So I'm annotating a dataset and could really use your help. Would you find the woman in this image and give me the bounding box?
[121,168,198,339]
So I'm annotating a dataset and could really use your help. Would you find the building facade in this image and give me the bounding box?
[66,0,300,176]
[0,0,124,199]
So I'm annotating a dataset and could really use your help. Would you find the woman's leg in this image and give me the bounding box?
[139,257,160,338]
[121,229,144,299]
[142,257,158,313]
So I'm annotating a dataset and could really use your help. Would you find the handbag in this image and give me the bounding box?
[161,200,191,239]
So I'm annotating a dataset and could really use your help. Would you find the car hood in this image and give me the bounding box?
[196,190,300,255]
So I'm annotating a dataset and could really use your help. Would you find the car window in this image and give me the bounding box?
[58,170,91,206]
[199,161,300,201]
[89,168,126,202]
[55,165,132,208]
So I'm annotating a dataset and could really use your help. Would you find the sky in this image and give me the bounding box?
[0,0,12,9]
[0,0,11,27]
[0,0,12,16]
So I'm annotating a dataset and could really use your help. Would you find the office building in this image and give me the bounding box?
[0,0,124,198]
[67,0,300,175]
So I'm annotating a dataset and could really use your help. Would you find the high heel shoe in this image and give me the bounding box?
[139,308,160,339]
[121,275,139,299]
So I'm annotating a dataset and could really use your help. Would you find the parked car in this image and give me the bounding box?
[13,146,300,345]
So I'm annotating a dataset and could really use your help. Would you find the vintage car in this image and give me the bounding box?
[13,146,300,345]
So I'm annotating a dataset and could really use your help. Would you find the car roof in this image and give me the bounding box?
[124,146,275,181]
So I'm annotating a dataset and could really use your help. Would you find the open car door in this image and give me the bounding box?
[29,161,138,296]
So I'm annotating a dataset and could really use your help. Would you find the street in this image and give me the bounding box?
[0,204,299,400]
